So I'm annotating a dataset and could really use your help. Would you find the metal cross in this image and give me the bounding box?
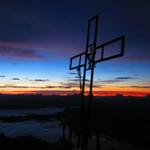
[69,15,125,150]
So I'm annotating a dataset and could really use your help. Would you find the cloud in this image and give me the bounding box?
[115,77,135,80]
[0,85,47,89]
[99,79,121,84]
[86,84,103,88]
[46,85,64,89]
[69,72,77,75]
[46,85,72,89]
[59,82,80,89]
[130,86,150,89]
[31,79,49,82]
[0,82,77,90]
[125,55,150,62]
[12,78,20,80]
[45,85,56,89]
[0,85,29,89]
[0,45,43,59]
[59,81,102,89]
[0,75,5,78]
[98,76,135,84]
[69,78,90,82]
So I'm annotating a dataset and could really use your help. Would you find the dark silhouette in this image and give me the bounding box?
[0,133,71,150]
[0,95,149,149]
[62,95,149,150]
[0,94,81,109]
[69,15,125,149]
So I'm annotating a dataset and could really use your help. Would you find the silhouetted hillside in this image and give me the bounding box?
[0,94,149,149]
[0,94,81,108]
[62,95,149,148]
[0,133,71,150]
[0,94,149,109]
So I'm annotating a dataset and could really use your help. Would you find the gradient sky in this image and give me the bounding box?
[0,0,150,96]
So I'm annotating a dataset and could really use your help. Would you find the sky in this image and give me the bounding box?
[0,0,149,96]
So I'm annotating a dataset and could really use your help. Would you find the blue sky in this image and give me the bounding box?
[0,0,149,96]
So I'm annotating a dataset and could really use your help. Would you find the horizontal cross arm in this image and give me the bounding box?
[95,53,123,63]
[95,35,125,49]
[94,35,125,63]
[70,64,85,70]
[69,51,86,70]
[69,35,125,70]
[71,51,86,59]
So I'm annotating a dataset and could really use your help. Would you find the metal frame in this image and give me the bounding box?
[69,15,125,150]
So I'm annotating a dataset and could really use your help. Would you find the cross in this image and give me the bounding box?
[69,15,125,150]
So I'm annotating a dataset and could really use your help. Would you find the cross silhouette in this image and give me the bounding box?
[69,15,125,150]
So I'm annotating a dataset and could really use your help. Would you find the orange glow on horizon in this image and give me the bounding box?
[0,83,149,97]
[0,89,149,97]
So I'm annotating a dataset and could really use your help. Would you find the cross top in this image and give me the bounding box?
[70,15,125,93]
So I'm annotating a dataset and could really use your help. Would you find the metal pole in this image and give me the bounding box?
[85,15,99,150]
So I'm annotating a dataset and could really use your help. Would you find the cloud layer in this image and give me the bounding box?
[130,86,150,89]
[0,75,5,78]
[12,78,20,80]
[31,79,49,82]
[0,45,43,59]
[98,76,135,84]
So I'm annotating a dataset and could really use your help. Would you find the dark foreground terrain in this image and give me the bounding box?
[0,133,71,150]
[62,95,150,149]
[0,94,149,149]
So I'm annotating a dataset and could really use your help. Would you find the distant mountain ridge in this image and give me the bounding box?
[0,94,149,109]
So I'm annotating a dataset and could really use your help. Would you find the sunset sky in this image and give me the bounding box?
[0,0,150,96]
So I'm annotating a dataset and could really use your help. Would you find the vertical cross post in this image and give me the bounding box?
[84,15,99,149]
